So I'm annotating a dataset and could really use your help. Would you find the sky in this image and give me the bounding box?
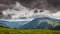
[0,0,60,19]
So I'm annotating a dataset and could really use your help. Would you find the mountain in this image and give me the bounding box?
[19,17,60,29]
[0,17,60,29]
[0,20,30,28]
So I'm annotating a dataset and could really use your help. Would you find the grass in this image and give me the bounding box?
[0,27,60,34]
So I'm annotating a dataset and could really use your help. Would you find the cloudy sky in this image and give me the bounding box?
[0,0,60,19]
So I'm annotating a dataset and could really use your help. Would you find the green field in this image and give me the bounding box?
[0,27,60,34]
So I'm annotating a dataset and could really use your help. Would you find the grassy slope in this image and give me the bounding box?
[0,27,60,34]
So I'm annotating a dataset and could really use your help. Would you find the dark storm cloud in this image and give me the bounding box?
[0,0,60,11]
[17,0,60,12]
[47,0,60,8]
[17,0,36,8]
[0,0,16,11]
[47,0,60,12]
[0,0,60,13]
[0,0,16,5]
[17,0,47,9]
[0,0,16,17]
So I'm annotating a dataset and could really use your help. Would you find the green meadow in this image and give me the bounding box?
[0,27,60,34]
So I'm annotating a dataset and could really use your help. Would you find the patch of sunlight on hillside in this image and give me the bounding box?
[47,20,60,27]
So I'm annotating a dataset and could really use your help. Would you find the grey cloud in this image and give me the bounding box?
[0,0,60,16]
[17,0,60,13]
